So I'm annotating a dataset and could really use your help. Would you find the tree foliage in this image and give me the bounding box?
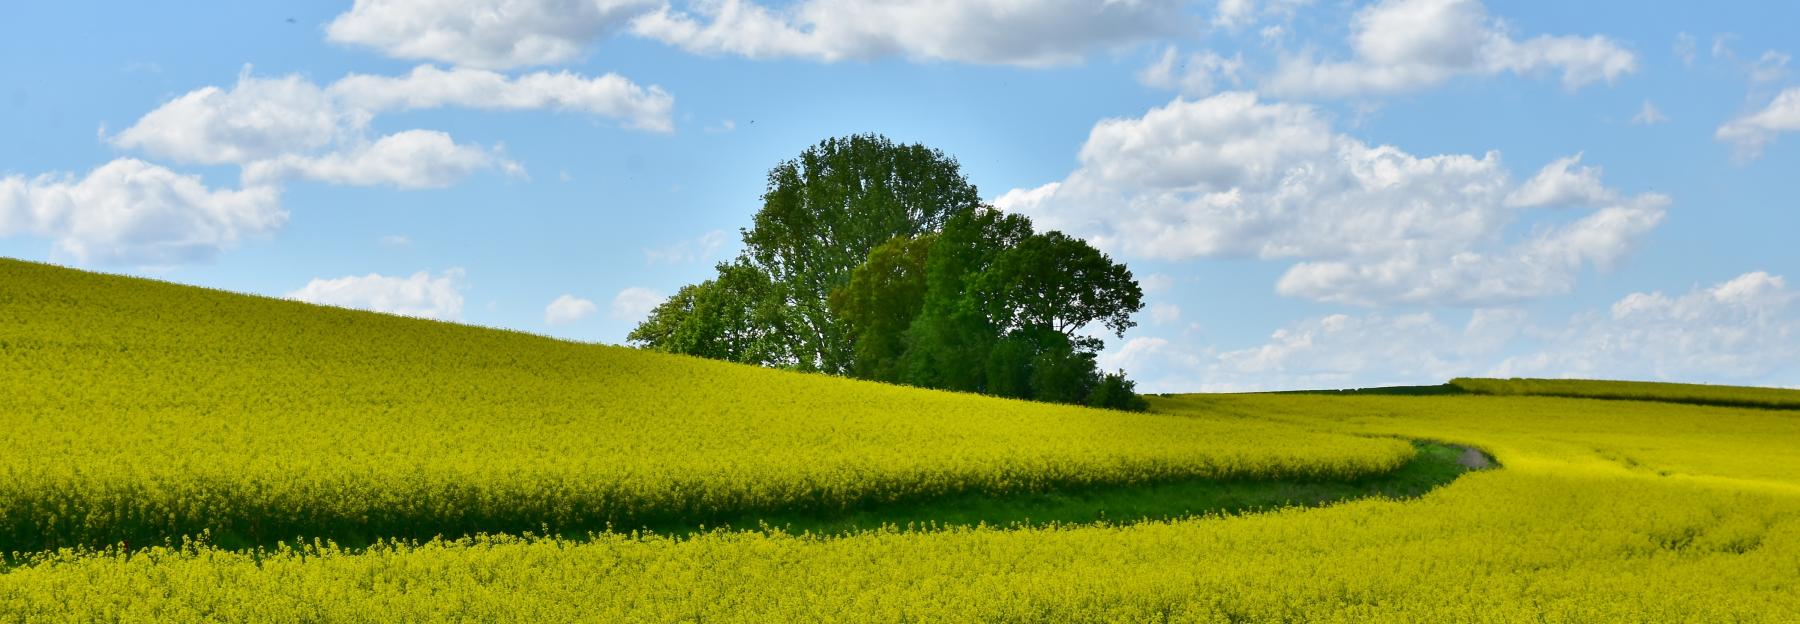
[626,260,791,365]
[744,134,983,373]
[829,234,935,382]
[629,135,1148,410]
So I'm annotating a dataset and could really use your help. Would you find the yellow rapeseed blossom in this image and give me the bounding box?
[3,258,1797,622]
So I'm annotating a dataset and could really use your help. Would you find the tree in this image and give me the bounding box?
[890,207,1145,408]
[628,136,1152,411]
[743,134,982,373]
[971,231,1143,343]
[829,234,935,383]
[626,260,793,365]
[899,207,1034,393]
[1087,370,1150,411]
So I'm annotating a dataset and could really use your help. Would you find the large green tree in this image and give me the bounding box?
[744,134,983,373]
[629,134,980,372]
[628,135,1149,410]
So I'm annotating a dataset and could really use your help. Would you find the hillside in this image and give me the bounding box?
[3,258,1798,621]
[0,258,1412,551]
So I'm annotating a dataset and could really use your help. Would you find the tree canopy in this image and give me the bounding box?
[744,134,983,373]
[628,134,1149,410]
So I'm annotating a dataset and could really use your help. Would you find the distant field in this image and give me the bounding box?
[3,258,1798,621]
[1449,376,1800,409]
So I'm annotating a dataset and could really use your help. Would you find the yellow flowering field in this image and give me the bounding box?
[0,258,1406,551]
[3,257,1798,622]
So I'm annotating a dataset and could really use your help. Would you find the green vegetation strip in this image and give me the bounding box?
[1,441,1478,559]
[1449,377,1800,410]
[718,440,1481,536]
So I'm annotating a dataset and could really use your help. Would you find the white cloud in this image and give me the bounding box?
[1098,308,1525,392]
[1673,32,1697,67]
[630,0,1183,66]
[999,92,1665,307]
[1505,153,1616,208]
[112,68,366,166]
[1205,310,1519,391]
[1498,272,1800,382]
[545,294,600,325]
[1140,273,1174,294]
[644,229,729,264]
[326,0,658,69]
[112,65,667,195]
[1211,0,1309,31]
[1102,272,1800,393]
[610,286,664,320]
[1264,0,1636,97]
[0,159,285,266]
[1750,50,1791,83]
[1149,303,1182,325]
[328,65,674,132]
[1631,100,1668,125]
[242,130,520,189]
[1138,47,1244,96]
[1214,0,1255,29]
[287,269,466,320]
[378,234,412,247]
[1717,87,1800,160]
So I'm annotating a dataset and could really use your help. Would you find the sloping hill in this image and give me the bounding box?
[0,258,1411,550]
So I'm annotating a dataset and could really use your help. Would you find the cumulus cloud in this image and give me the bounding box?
[242,130,520,189]
[1264,0,1636,97]
[1504,153,1616,208]
[287,269,466,320]
[1717,87,1800,160]
[111,69,365,166]
[996,92,1665,307]
[109,64,666,198]
[328,65,674,132]
[545,294,599,325]
[326,0,658,69]
[0,159,285,266]
[1138,47,1244,96]
[610,286,664,320]
[1101,272,1800,393]
[1498,272,1800,382]
[1098,309,1525,392]
[117,67,670,172]
[630,0,1183,66]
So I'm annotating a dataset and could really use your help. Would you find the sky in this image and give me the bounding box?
[3,0,1798,392]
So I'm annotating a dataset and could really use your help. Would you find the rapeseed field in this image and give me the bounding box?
[0,258,1405,551]
[3,258,1798,621]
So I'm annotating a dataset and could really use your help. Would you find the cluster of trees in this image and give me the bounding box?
[628,134,1148,410]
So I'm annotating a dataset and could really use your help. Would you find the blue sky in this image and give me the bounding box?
[4,0,1797,391]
